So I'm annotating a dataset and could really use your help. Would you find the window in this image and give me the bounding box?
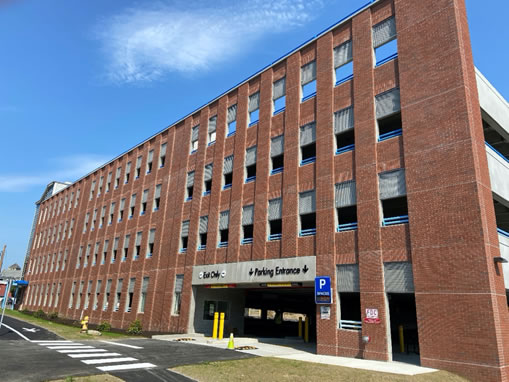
[180,220,189,252]
[76,281,84,309]
[125,162,131,184]
[84,244,90,267]
[186,171,195,201]
[109,202,115,225]
[126,278,135,312]
[223,155,234,189]
[139,277,149,313]
[268,198,282,240]
[122,234,130,261]
[63,250,68,270]
[75,189,80,207]
[373,16,397,66]
[102,240,109,265]
[135,156,142,178]
[379,169,408,226]
[273,77,286,115]
[270,135,284,174]
[173,274,184,315]
[113,278,123,312]
[93,280,102,310]
[91,209,97,231]
[337,264,361,330]
[153,184,162,211]
[56,252,61,271]
[69,282,76,309]
[227,104,237,136]
[111,237,119,263]
[245,146,257,183]
[55,283,61,308]
[218,210,229,247]
[84,280,92,309]
[334,40,353,85]
[103,279,112,311]
[300,122,316,165]
[147,150,154,173]
[248,92,260,126]
[376,88,402,141]
[115,167,121,188]
[100,206,106,227]
[334,106,355,154]
[198,216,208,250]
[119,198,125,222]
[134,231,142,259]
[335,180,358,231]
[68,193,73,210]
[203,300,229,320]
[208,116,217,145]
[241,205,254,244]
[191,125,199,153]
[140,189,149,215]
[83,213,89,233]
[203,164,213,195]
[89,180,96,200]
[159,143,167,168]
[129,194,136,218]
[147,228,155,258]
[93,242,99,265]
[98,176,104,195]
[301,61,316,101]
[106,172,112,192]
[299,190,316,236]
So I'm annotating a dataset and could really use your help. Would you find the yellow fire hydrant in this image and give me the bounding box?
[80,316,89,333]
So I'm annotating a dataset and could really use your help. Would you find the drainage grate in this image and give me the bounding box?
[174,338,196,342]
[235,345,257,350]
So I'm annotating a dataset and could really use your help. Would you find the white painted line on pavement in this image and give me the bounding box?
[67,353,122,358]
[40,342,79,346]
[97,362,156,372]
[33,340,73,343]
[82,357,138,365]
[48,345,95,350]
[99,340,143,349]
[58,349,106,353]
[0,322,31,341]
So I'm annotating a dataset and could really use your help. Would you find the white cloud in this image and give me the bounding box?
[96,0,324,84]
[0,154,111,192]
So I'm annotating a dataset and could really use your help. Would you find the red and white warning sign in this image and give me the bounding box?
[364,308,381,324]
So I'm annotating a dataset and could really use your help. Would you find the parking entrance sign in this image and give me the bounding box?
[315,276,332,304]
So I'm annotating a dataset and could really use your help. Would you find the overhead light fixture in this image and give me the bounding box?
[494,256,508,264]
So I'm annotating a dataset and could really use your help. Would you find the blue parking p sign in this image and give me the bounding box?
[315,276,332,304]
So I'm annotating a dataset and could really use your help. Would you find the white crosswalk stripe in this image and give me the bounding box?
[97,362,156,372]
[58,348,106,353]
[67,353,122,358]
[47,345,94,350]
[81,357,138,365]
[38,339,156,372]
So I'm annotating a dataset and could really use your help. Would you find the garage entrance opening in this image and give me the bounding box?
[244,287,315,341]
[388,293,420,364]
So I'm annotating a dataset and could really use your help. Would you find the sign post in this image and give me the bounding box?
[0,278,12,329]
[314,276,332,304]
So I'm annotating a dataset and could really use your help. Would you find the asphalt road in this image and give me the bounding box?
[0,315,254,382]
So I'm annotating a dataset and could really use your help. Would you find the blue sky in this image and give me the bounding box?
[0,0,508,270]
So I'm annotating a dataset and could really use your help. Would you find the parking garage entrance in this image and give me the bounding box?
[190,256,317,342]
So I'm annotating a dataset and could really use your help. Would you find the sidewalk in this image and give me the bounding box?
[153,333,436,376]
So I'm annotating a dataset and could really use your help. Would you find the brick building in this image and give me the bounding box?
[21,0,509,380]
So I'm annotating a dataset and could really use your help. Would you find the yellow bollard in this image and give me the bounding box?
[212,312,219,339]
[298,317,303,338]
[80,316,89,333]
[398,324,405,353]
[304,316,309,343]
[218,312,225,340]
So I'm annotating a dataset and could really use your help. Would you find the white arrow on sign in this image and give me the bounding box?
[22,328,40,333]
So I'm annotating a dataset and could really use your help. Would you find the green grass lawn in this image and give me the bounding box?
[3,309,137,341]
[173,357,468,382]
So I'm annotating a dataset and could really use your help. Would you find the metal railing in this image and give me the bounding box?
[268,233,282,241]
[336,144,355,155]
[378,128,402,142]
[300,157,316,166]
[337,222,358,232]
[339,320,362,330]
[300,228,316,237]
[383,215,409,226]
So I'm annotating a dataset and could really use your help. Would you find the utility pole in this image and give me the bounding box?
[0,245,6,274]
